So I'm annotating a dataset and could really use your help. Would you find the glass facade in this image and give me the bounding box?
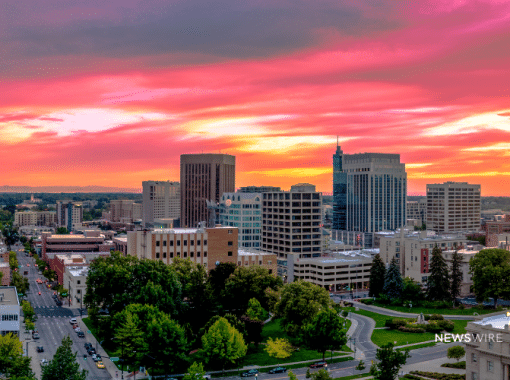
[333,146,347,230]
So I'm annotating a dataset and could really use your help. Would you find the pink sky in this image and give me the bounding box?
[1,0,510,195]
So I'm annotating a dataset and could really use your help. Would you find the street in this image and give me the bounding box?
[16,244,112,380]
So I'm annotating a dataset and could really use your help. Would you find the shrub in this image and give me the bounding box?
[458,303,465,310]
[441,361,466,369]
[390,298,401,306]
[385,318,408,329]
[360,298,374,305]
[402,375,423,380]
[437,320,454,332]
[425,314,444,321]
[410,371,465,380]
[425,324,443,333]
[398,326,426,333]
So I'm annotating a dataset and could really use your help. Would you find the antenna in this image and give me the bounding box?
[337,135,339,147]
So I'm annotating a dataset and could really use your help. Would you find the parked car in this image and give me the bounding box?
[56,300,63,307]
[75,328,82,333]
[84,343,92,349]
[36,346,44,353]
[32,332,40,340]
[96,361,105,369]
[309,361,327,369]
[87,348,96,355]
[268,367,287,374]
[69,318,77,324]
[77,331,85,338]
[241,370,259,377]
[40,359,48,366]
[93,354,102,362]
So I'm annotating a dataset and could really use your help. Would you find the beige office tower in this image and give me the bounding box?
[180,154,235,228]
[426,182,481,233]
[142,181,180,227]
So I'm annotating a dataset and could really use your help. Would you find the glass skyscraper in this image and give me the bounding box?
[332,145,347,230]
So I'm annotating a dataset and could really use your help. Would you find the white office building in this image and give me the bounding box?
[142,181,180,227]
[0,287,20,336]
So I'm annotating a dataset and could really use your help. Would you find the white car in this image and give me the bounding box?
[41,359,48,366]
[75,327,82,333]
[69,318,77,324]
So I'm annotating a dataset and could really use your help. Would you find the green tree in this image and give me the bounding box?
[240,316,264,346]
[246,298,268,321]
[207,262,237,300]
[309,369,333,380]
[383,258,403,300]
[19,235,28,244]
[469,249,510,307]
[0,333,35,379]
[11,271,30,294]
[371,343,410,380]
[183,362,206,380]
[402,277,423,301]
[369,254,386,298]
[265,337,294,359]
[9,251,18,270]
[199,314,247,345]
[22,300,36,323]
[114,313,146,373]
[427,246,450,301]
[450,250,463,302]
[275,281,331,337]
[305,308,347,360]
[223,266,282,314]
[41,336,87,380]
[288,370,298,380]
[447,346,465,362]
[56,227,69,234]
[355,360,366,371]
[201,317,247,370]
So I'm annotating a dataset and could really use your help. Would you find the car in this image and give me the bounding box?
[75,327,82,333]
[87,348,96,355]
[93,354,102,362]
[38,292,41,295]
[36,346,44,353]
[96,361,105,369]
[309,361,327,369]
[72,324,79,329]
[32,333,40,340]
[241,370,259,377]
[268,367,287,374]
[84,343,92,349]
[69,318,77,324]
[26,264,30,267]
[203,376,211,380]
[91,354,98,361]
[77,331,85,338]
[40,359,48,366]
[56,300,63,307]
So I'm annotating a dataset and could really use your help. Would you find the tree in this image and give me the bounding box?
[275,281,331,337]
[309,369,333,380]
[383,258,403,300]
[469,248,510,307]
[114,313,146,373]
[41,336,87,380]
[9,251,18,270]
[56,227,69,234]
[265,338,294,359]
[288,370,298,380]
[355,360,366,371]
[427,246,450,301]
[201,317,247,370]
[240,316,264,346]
[305,308,347,360]
[450,250,463,302]
[207,262,237,300]
[0,333,35,379]
[11,271,30,294]
[183,362,206,380]
[447,346,465,362]
[246,298,268,322]
[371,343,410,380]
[402,277,423,302]
[369,254,386,298]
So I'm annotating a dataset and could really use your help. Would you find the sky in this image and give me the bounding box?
[1,0,510,195]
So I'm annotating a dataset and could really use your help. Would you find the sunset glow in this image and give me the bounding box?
[2,0,510,195]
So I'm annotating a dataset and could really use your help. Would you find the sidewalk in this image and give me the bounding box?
[401,357,466,375]
[352,301,476,320]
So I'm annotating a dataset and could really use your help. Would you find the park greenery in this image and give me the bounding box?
[41,337,88,380]
[447,346,465,362]
[370,343,410,380]
[83,252,349,375]
[0,333,35,379]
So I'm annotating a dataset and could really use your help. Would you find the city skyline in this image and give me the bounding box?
[2,0,510,195]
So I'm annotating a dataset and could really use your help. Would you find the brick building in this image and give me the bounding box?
[53,255,88,285]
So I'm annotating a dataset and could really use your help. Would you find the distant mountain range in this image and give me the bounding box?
[0,185,141,193]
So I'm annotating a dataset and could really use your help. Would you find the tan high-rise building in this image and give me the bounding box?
[426,182,481,233]
[180,154,235,228]
[142,181,180,227]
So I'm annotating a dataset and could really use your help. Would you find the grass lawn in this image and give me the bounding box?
[333,374,372,380]
[242,344,324,366]
[370,302,504,316]
[397,342,436,351]
[371,320,468,347]
[352,309,407,328]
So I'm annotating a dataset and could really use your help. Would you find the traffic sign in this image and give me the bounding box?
[110,357,119,362]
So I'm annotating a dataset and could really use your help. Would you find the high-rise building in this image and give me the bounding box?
[219,192,262,249]
[142,181,180,227]
[426,182,481,233]
[332,144,347,230]
[333,148,407,247]
[56,201,83,231]
[262,183,323,278]
[109,200,142,223]
[407,199,427,227]
[180,154,235,228]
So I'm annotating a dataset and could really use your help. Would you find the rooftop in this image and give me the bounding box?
[0,287,19,306]
[473,313,510,329]
[68,266,90,277]
[238,249,275,256]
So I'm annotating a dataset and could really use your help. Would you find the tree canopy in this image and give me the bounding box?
[383,258,403,300]
[0,333,35,379]
[469,248,510,307]
[201,317,247,369]
[41,337,87,380]
[305,308,347,359]
[427,246,450,301]
[450,250,463,302]
[371,343,410,380]
[369,254,386,298]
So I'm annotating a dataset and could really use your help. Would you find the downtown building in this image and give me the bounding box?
[180,154,236,228]
[56,201,83,231]
[261,183,323,278]
[426,182,481,233]
[142,181,180,227]
[109,200,142,224]
[333,146,407,247]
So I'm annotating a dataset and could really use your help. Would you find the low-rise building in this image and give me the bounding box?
[63,266,89,309]
[237,249,277,274]
[14,211,57,227]
[41,230,114,261]
[465,311,510,380]
[113,236,128,256]
[53,255,88,285]
[0,287,20,336]
[288,250,373,292]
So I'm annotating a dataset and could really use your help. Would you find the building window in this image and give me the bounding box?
[487,361,494,372]
[228,230,233,234]
[228,251,233,256]
[197,240,201,245]
[163,252,166,258]
[204,252,207,257]
[170,240,174,246]
[471,353,477,362]
[191,240,194,246]
[228,241,233,246]
[184,240,187,246]
[156,253,160,259]
[163,241,167,246]
[268,260,272,265]
[156,241,160,247]
[177,240,181,246]
[238,261,242,265]
[204,240,208,246]
[488,341,494,349]
[471,373,478,380]
[197,252,200,257]
[190,252,194,257]
[77,290,81,294]
[77,280,81,285]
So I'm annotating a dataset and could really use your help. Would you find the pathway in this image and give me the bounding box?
[352,301,476,320]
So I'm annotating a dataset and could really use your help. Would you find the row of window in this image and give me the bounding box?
[156,240,208,247]
[1,315,18,321]
[156,251,208,259]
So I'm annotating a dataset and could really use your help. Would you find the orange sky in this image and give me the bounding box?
[1,0,510,195]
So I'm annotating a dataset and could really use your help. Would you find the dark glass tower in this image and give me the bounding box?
[332,143,347,230]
